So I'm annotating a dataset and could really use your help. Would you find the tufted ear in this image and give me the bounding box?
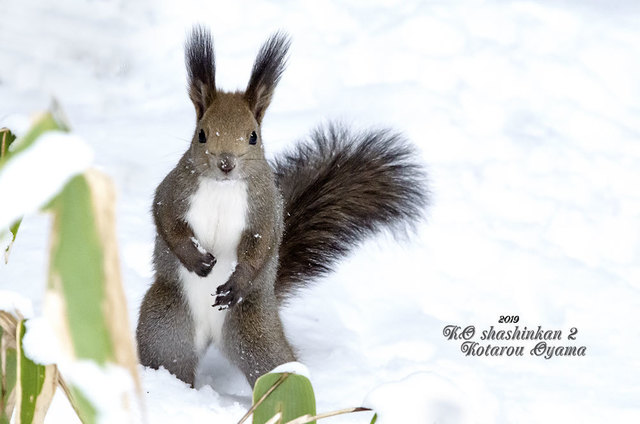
[185,25,216,120]
[244,32,291,124]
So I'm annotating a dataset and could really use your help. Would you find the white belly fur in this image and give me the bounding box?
[180,178,248,353]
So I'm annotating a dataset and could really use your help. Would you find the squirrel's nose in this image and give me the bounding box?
[218,154,236,174]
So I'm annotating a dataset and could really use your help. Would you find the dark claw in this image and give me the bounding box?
[213,293,234,309]
[213,280,242,308]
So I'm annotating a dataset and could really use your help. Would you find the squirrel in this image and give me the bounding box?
[136,25,428,388]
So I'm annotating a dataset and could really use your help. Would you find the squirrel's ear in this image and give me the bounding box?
[245,32,290,124]
[186,25,216,120]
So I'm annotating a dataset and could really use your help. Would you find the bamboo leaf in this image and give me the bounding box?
[46,169,142,374]
[0,128,16,159]
[66,385,96,424]
[4,218,22,264]
[44,170,141,420]
[15,320,57,424]
[1,324,18,423]
[0,311,19,423]
[252,372,316,424]
[0,114,64,168]
[0,110,68,248]
[82,170,141,381]
[2,105,140,422]
[47,174,114,363]
[3,343,17,421]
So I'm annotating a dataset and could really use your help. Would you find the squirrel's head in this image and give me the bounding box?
[184,25,290,181]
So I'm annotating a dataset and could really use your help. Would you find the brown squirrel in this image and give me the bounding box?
[136,25,427,387]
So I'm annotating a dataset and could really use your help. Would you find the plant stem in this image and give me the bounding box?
[285,407,373,424]
[1,129,6,158]
[56,374,85,420]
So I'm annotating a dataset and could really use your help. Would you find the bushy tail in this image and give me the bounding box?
[273,123,428,300]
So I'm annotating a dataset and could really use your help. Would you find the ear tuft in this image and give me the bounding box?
[244,32,291,124]
[186,25,216,120]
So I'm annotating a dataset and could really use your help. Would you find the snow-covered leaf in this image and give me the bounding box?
[14,320,57,424]
[0,111,93,230]
[44,170,141,422]
[252,372,316,424]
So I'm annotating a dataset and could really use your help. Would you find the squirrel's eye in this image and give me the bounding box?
[249,131,258,145]
[198,129,206,143]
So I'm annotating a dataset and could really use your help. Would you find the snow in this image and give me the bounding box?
[269,362,310,379]
[0,290,33,319]
[141,365,247,422]
[60,361,142,424]
[1,0,639,423]
[0,114,31,138]
[0,131,93,229]
[191,236,209,255]
[22,317,63,365]
[364,372,479,424]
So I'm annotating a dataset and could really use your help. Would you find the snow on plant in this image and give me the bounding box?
[0,108,142,424]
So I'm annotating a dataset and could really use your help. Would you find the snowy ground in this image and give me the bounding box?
[2,0,640,422]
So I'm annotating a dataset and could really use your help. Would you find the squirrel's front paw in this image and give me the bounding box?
[213,280,244,309]
[175,238,217,276]
[192,252,216,277]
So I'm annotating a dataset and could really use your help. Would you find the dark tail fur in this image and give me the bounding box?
[273,123,428,300]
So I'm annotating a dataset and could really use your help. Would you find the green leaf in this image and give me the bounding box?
[0,128,16,159]
[0,111,67,255]
[17,321,44,423]
[0,113,65,169]
[67,385,96,424]
[9,219,21,243]
[4,218,22,264]
[47,174,113,363]
[253,373,316,424]
[1,325,18,422]
[370,413,378,424]
[15,320,57,424]
[3,347,17,415]
[45,170,141,421]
